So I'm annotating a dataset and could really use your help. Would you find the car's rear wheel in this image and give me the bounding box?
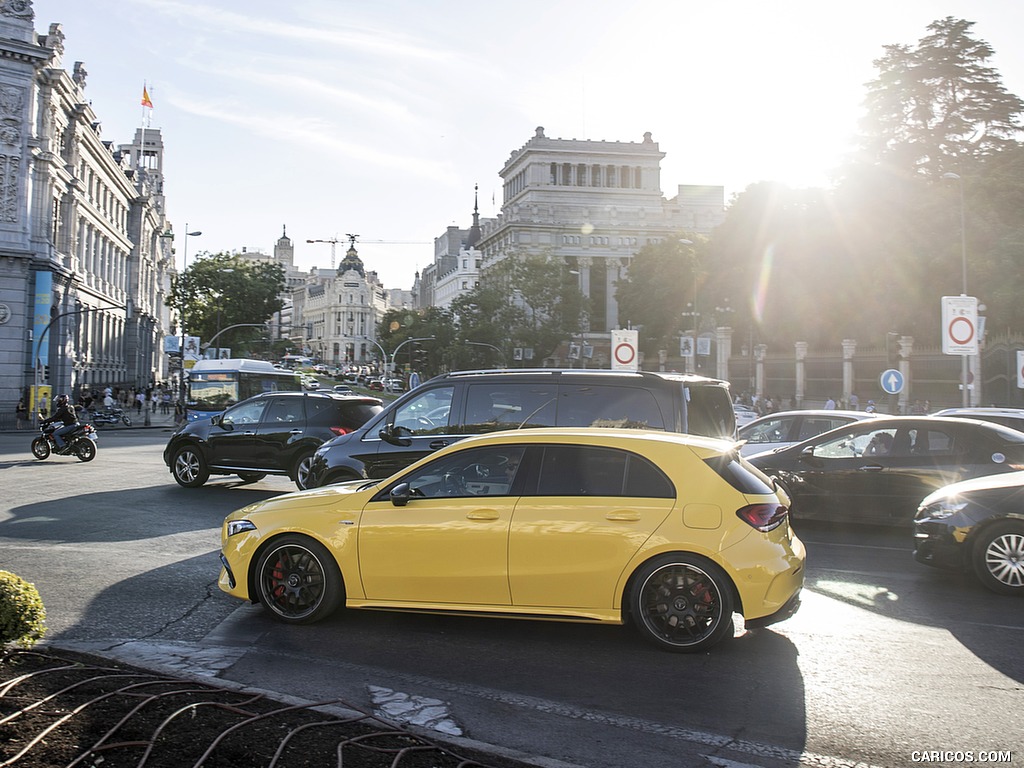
[629,554,735,653]
[294,452,315,490]
[254,535,343,623]
[236,472,267,484]
[172,447,210,488]
[972,521,1024,595]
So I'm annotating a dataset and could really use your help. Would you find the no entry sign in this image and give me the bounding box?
[941,296,978,355]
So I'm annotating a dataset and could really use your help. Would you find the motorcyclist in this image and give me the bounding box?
[40,394,79,451]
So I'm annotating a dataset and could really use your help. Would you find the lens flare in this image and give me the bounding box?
[751,245,774,324]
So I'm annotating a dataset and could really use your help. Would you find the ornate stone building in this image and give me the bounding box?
[0,2,172,416]
[477,127,724,332]
[415,187,491,310]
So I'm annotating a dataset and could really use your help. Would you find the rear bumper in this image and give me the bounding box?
[745,589,801,629]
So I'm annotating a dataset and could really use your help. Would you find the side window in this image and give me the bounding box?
[814,428,879,459]
[745,417,789,444]
[799,417,841,441]
[392,386,455,436]
[557,386,665,430]
[222,399,269,426]
[684,384,736,439]
[461,384,556,434]
[531,445,671,497]
[265,397,304,424]
[907,428,956,456]
[398,445,526,498]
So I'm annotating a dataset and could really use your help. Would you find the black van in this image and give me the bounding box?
[306,368,735,487]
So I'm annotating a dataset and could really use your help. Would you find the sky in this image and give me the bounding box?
[30,0,1024,290]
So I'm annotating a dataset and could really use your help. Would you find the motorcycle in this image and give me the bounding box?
[86,407,132,427]
[32,421,98,462]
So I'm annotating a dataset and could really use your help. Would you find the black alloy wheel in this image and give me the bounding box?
[254,535,343,623]
[172,446,210,488]
[973,521,1024,595]
[629,554,735,653]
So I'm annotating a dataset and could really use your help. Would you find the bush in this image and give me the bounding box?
[0,571,47,647]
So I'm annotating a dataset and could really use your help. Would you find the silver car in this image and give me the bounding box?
[739,409,877,456]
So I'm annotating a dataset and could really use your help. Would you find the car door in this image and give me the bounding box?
[356,443,521,605]
[206,397,271,468]
[251,395,306,470]
[508,445,675,609]
[365,385,460,478]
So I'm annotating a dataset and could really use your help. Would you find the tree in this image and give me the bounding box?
[860,17,1024,178]
[376,306,454,377]
[167,253,285,356]
[615,235,707,357]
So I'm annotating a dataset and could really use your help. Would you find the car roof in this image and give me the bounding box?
[428,368,729,386]
[430,426,733,453]
[933,407,1024,416]
[246,391,381,405]
[740,409,873,426]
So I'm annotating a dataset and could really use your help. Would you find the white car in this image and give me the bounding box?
[733,405,759,427]
[738,409,878,456]
[302,376,320,390]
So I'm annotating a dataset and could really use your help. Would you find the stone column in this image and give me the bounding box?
[754,344,767,400]
[795,342,808,409]
[898,336,914,414]
[842,339,857,408]
[715,326,732,381]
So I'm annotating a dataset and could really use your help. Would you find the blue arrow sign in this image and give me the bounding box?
[880,368,904,395]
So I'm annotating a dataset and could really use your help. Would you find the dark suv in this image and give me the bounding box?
[307,368,735,487]
[164,391,382,490]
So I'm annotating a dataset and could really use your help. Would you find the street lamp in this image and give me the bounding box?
[942,172,970,406]
[679,239,698,373]
[466,340,504,367]
[173,225,202,412]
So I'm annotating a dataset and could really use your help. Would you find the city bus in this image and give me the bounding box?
[185,358,302,421]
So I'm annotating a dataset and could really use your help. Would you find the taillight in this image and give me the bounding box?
[736,504,788,532]
[329,426,352,436]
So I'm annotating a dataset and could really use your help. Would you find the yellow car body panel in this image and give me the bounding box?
[220,428,804,634]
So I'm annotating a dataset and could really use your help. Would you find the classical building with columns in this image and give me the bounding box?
[476,127,724,336]
[0,3,173,418]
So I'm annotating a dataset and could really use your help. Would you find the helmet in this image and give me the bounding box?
[54,394,69,407]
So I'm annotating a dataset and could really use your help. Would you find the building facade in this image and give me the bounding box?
[0,4,172,418]
[477,127,724,333]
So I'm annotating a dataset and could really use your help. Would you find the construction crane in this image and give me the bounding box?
[305,236,341,269]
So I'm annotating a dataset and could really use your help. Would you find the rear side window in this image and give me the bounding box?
[556,385,666,430]
[706,453,776,494]
[308,398,382,430]
[264,397,304,424]
[683,384,736,439]
[530,445,674,498]
[462,384,557,433]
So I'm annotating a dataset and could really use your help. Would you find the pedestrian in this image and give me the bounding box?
[15,395,28,429]
[849,392,860,410]
[824,396,836,410]
[38,392,49,419]
[135,391,145,414]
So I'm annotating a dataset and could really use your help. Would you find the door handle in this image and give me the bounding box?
[289,429,303,434]
[466,510,499,520]
[243,431,256,436]
[858,465,884,471]
[606,512,642,521]
[429,440,450,449]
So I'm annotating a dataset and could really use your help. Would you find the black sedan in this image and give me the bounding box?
[914,471,1024,594]
[748,416,1024,525]
[164,391,382,490]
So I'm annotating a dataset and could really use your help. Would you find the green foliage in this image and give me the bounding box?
[376,306,454,377]
[0,571,46,648]
[860,17,1023,177]
[166,253,286,355]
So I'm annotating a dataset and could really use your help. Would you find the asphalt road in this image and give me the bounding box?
[0,428,1020,768]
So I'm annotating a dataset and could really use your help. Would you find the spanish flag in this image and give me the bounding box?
[141,86,153,109]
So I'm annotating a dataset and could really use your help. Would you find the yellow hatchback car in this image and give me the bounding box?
[219,428,805,652]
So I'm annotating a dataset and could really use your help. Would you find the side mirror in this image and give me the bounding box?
[379,423,412,447]
[390,482,412,506]
[210,414,221,426]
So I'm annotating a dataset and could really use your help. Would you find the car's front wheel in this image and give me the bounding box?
[972,522,1024,595]
[628,554,735,653]
[254,535,343,623]
[172,447,210,488]
[293,452,316,490]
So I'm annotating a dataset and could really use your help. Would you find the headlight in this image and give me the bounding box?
[226,519,257,537]
[917,498,968,520]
